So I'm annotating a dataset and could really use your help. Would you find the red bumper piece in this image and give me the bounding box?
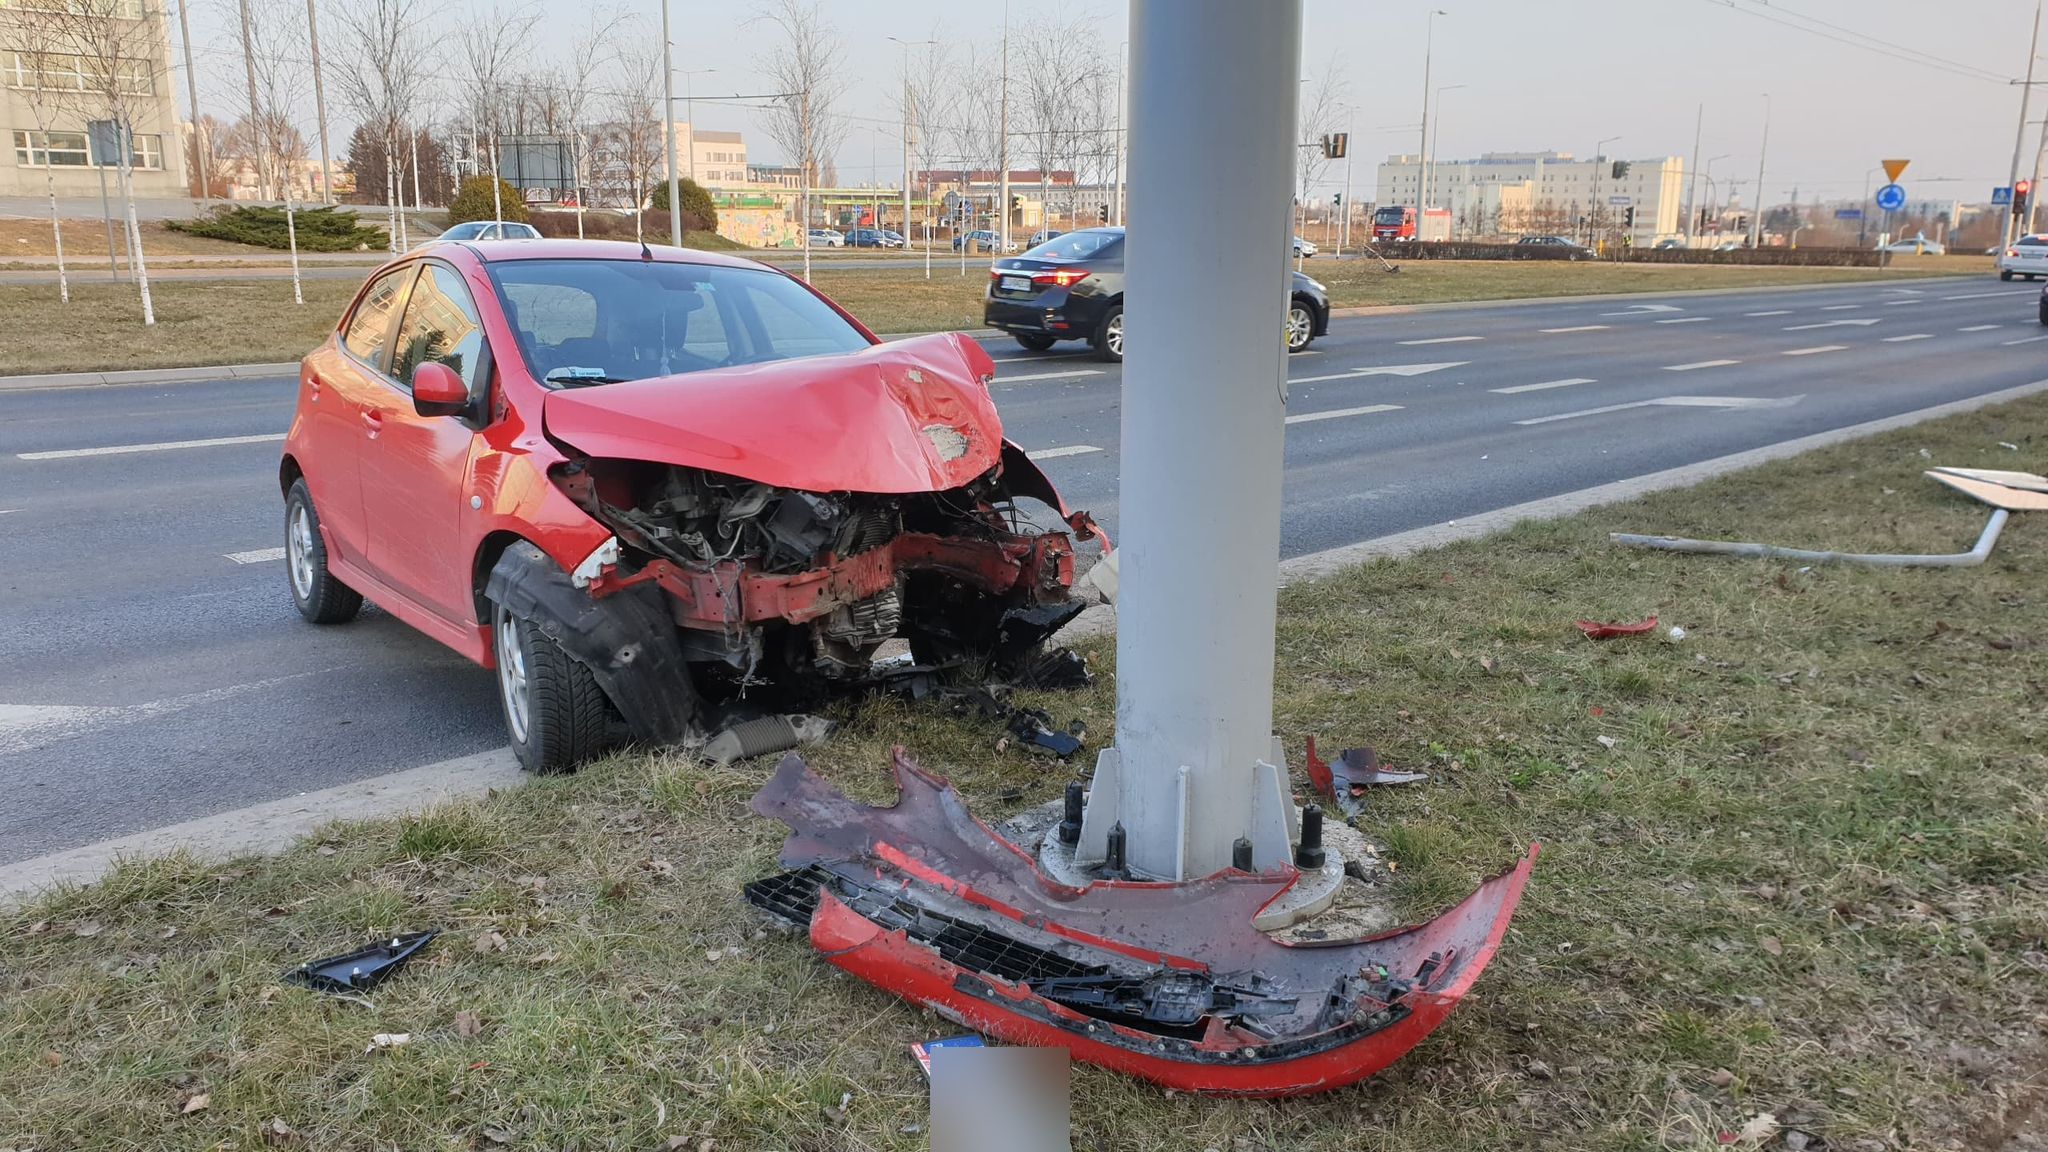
[745,751,1537,1097]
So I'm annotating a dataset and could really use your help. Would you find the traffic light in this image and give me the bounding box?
[1623,206,1636,228]
[1611,160,1631,180]
[1321,132,1348,159]
[1098,204,1109,224]
[1333,191,1343,207]
[1736,213,1750,232]
[2016,180,2033,219]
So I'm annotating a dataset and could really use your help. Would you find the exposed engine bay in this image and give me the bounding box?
[547,450,1098,714]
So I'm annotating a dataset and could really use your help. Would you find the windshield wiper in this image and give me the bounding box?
[544,367,630,387]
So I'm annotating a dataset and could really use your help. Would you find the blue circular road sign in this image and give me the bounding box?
[1875,183,1907,211]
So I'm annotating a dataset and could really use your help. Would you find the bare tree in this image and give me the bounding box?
[235,0,311,301]
[754,0,844,280]
[551,11,624,238]
[43,0,171,323]
[1016,19,1110,230]
[332,0,427,251]
[596,40,665,241]
[1296,59,1347,233]
[899,36,957,260]
[456,7,541,229]
[0,0,78,302]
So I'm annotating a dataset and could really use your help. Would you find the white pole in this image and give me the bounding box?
[305,0,333,204]
[1338,141,1351,256]
[2029,110,2048,235]
[998,14,1010,252]
[1749,94,1769,248]
[2007,0,2044,250]
[1682,104,1702,247]
[177,0,207,204]
[284,181,303,305]
[1418,9,1438,210]
[1112,40,1126,225]
[409,127,424,221]
[1101,0,1301,880]
[661,0,680,248]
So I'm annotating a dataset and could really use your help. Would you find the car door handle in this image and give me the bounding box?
[359,409,383,437]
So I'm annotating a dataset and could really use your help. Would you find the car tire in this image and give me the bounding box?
[2039,303,2048,326]
[1094,304,1125,363]
[1286,298,1318,353]
[490,601,610,775]
[2002,269,2015,281]
[285,478,363,625]
[1013,333,1058,352]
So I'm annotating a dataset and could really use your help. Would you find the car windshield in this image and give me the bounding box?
[1025,230,1118,260]
[1373,207,1406,224]
[489,258,872,387]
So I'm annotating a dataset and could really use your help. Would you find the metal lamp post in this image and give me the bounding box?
[887,36,934,259]
[1749,93,1770,248]
[1075,0,1308,881]
[1431,83,1464,234]
[1591,134,1622,246]
[1417,8,1447,211]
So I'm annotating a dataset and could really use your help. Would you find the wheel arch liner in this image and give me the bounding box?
[484,542,697,742]
[745,751,1537,1097]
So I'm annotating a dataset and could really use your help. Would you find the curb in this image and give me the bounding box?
[6,377,2042,901]
[0,361,301,392]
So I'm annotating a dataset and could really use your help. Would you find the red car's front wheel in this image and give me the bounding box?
[490,598,610,774]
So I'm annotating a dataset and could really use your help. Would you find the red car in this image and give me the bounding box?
[282,240,1098,772]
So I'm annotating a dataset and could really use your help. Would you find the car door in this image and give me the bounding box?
[307,265,415,567]
[358,261,490,625]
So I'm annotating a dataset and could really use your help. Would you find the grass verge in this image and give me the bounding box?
[0,279,359,374]
[5,394,2044,1149]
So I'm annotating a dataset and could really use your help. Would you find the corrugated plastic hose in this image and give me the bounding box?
[1611,509,2011,568]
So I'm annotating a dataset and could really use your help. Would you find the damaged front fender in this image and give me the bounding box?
[484,541,698,742]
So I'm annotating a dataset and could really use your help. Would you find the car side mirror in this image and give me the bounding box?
[412,361,470,417]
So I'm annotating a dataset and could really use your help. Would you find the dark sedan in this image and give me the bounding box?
[983,227,1329,362]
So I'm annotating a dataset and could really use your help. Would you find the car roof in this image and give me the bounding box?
[456,238,772,272]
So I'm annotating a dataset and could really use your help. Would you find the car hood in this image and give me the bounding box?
[542,331,1007,495]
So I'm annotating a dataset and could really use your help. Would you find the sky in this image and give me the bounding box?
[176,0,2043,208]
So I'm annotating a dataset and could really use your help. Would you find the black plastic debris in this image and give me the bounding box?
[1006,707,1084,758]
[283,931,436,995]
[990,602,1088,674]
[1017,647,1091,690]
[1305,736,1427,818]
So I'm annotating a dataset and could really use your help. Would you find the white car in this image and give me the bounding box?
[1880,236,1945,256]
[808,228,845,248]
[434,220,542,242]
[2000,234,2048,280]
[1292,235,1318,257]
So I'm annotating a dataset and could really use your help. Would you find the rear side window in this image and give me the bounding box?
[342,268,413,368]
[392,264,486,395]
[2020,237,2048,247]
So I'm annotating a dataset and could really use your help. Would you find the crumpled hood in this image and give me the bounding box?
[542,331,1005,494]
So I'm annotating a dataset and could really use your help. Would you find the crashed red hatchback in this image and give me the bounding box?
[281,240,1096,771]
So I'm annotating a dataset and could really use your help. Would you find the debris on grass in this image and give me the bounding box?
[1303,736,1427,816]
[912,1035,986,1079]
[700,714,835,765]
[364,1032,411,1054]
[283,930,436,995]
[1576,615,1659,640]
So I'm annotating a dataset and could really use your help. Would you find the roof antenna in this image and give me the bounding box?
[640,238,654,261]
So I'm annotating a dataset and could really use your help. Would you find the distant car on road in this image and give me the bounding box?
[953,229,1017,253]
[1653,238,1687,250]
[1026,230,1064,248]
[1515,235,1595,260]
[982,226,1329,362]
[1712,240,1745,252]
[1881,235,1945,256]
[807,228,845,247]
[1292,235,1318,258]
[435,220,542,242]
[2000,235,2048,280]
[846,228,904,248]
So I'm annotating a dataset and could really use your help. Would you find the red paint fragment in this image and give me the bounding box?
[1575,615,1659,640]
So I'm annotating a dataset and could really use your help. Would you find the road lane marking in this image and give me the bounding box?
[1601,304,1683,316]
[17,432,286,461]
[1663,359,1740,371]
[1745,310,1794,317]
[0,509,17,516]
[1290,361,1468,384]
[1820,304,1863,311]
[1655,316,1711,324]
[1884,299,1922,306]
[1285,404,1403,425]
[1515,394,1802,426]
[2003,334,2048,345]
[995,368,1108,383]
[1784,319,1879,330]
[987,351,1093,364]
[1490,378,1595,394]
[1882,334,1934,342]
[1783,345,1848,356]
[1959,324,2003,332]
[1944,290,2032,300]
[1396,335,1483,345]
[224,547,287,564]
[1024,445,1102,460]
[1539,325,1610,333]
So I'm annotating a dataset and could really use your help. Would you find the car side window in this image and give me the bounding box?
[391,264,487,395]
[342,267,413,369]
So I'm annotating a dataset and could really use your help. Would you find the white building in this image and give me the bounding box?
[666,123,749,189]
[1,0,190,198]
[1376,150,1686,243]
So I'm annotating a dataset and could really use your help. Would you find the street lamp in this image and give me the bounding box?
[1590,134,1622,244]
[1431,83,1465,233]
[887,35,936,269]
[1418,8,1447,210]
[1701,153,1731,237]
[1750,93,1771,248]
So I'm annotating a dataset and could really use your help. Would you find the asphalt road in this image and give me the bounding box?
[2,277,2041,865]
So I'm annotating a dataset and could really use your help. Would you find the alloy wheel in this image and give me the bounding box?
[495,612,532,744]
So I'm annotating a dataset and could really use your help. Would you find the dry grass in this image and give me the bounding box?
[5,395,2045,1149]
[0,279,359,374]
[0,217,284,259]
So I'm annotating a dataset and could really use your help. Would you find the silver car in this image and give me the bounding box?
[435,220,542,241]
[2000,234,2048,280]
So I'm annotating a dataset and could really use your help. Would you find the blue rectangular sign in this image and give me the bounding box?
[1994,186,2014,206]
[1834,208,1863,220]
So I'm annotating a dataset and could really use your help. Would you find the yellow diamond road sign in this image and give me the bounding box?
[1882,159,1910,183]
